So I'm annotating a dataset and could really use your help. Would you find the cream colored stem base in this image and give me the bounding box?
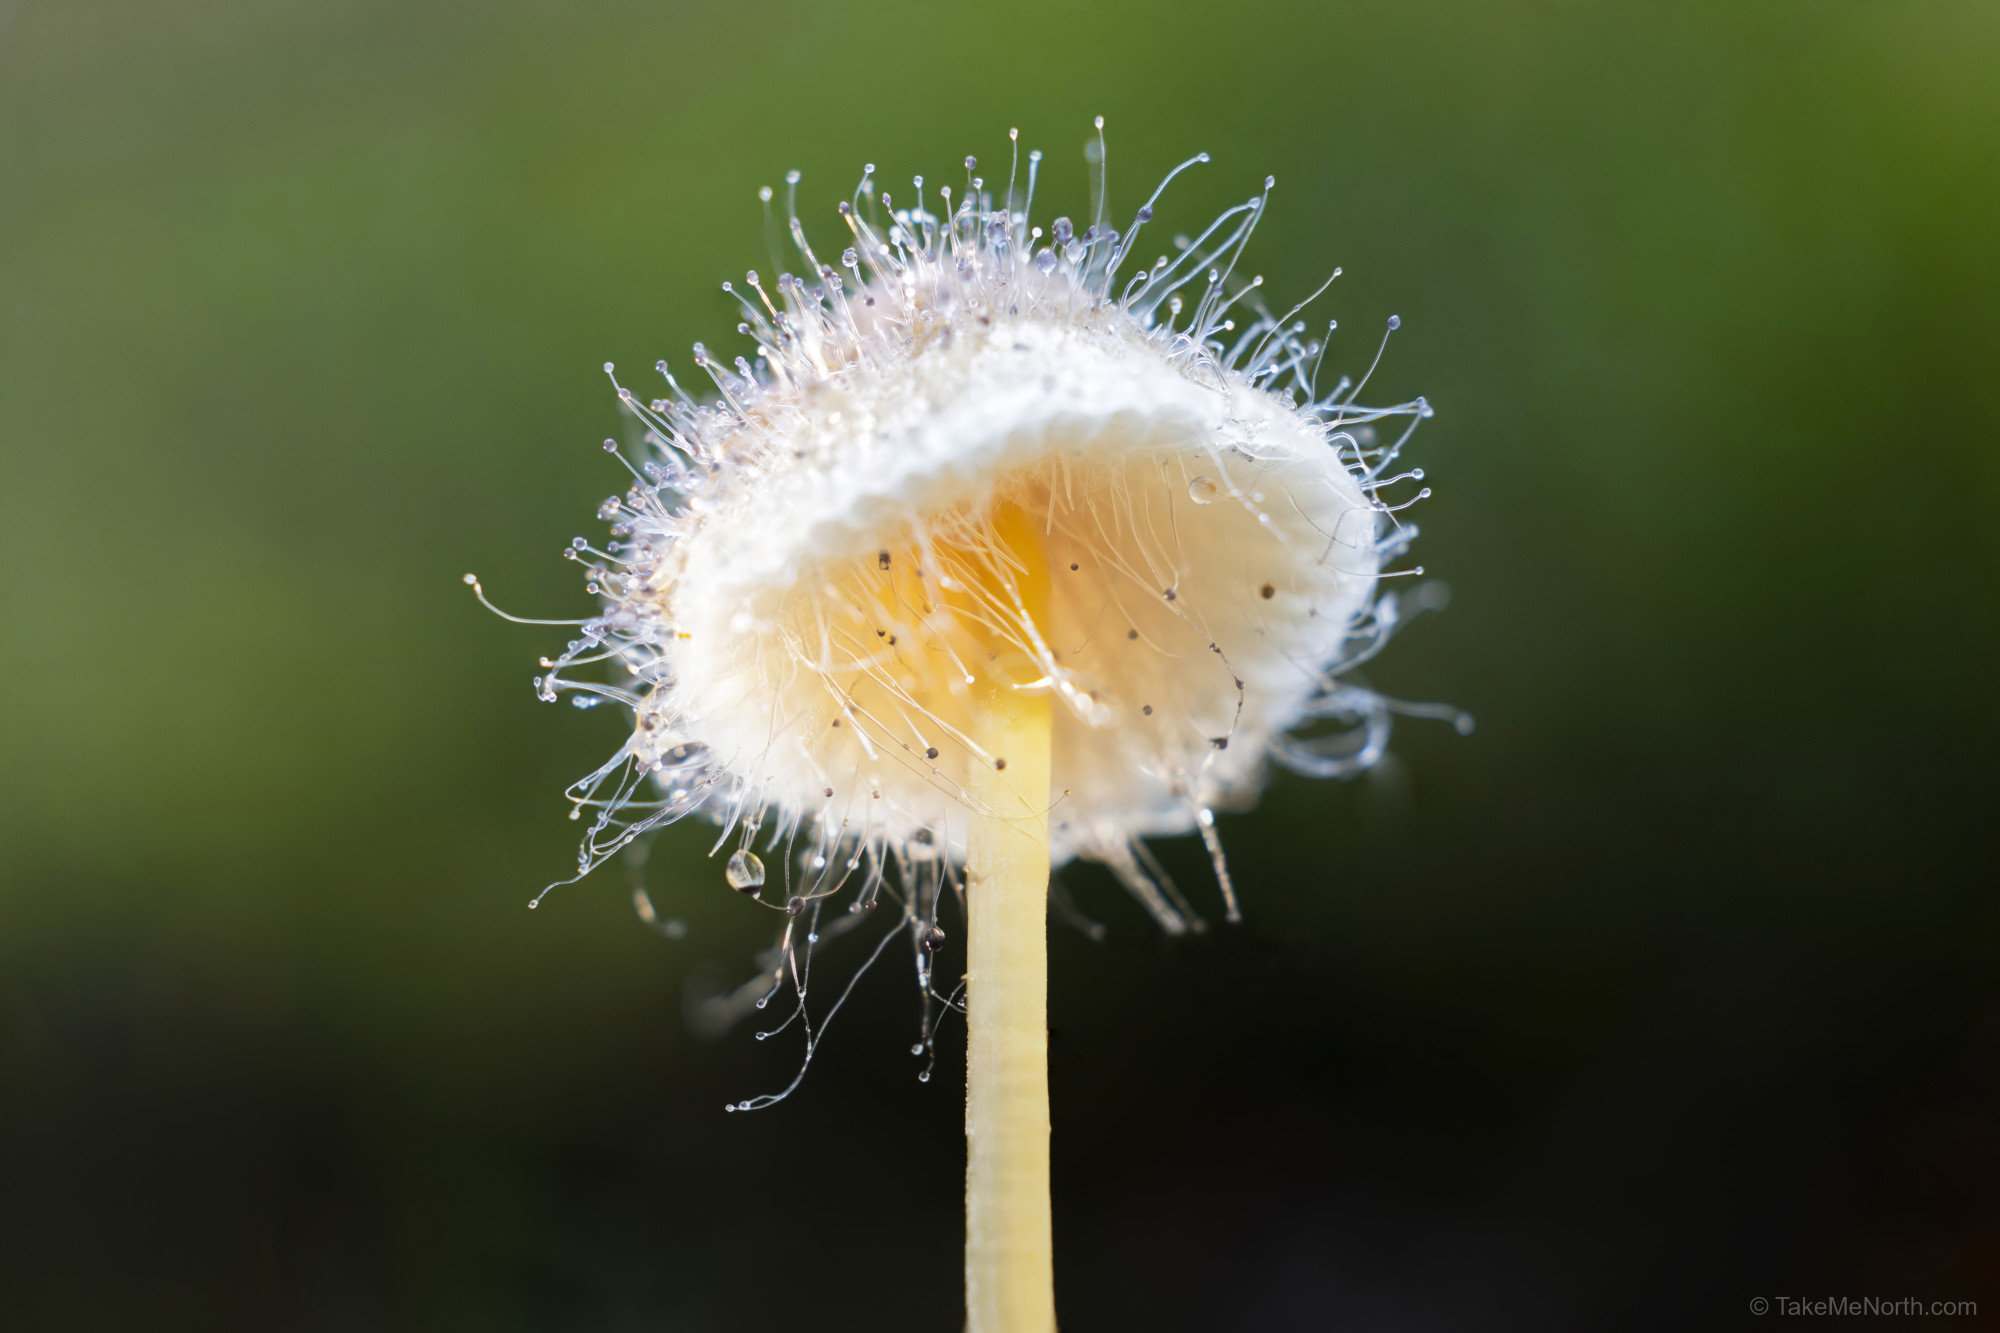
[964,504,1057,1333]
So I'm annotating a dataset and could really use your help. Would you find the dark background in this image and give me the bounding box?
[4,1,1997,1328]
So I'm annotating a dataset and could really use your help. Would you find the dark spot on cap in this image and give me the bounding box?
[831,718,842,727]
[1070,563,1079,571]
[877,628,886,636]
[824,787,834,798]
[1127,629,1139,640]
[1163,588,1177,601]
[925,747,939,759]
[1210,737,1229,750]
[887,635,897,645]
[878,550,891,569]
[1260,583,1275,599]
[994,758,1007,771]
[1142,705,1153,716]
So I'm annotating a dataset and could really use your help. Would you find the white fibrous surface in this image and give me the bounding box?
[499,136,1454,960]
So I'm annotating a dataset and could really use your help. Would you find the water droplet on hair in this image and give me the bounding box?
[1187,475,1219,504]
[1035,248,1058,274]
[922,926,946,952]
[786,895,805,916]
[1386,314,1401,330]
[724,849,765,892]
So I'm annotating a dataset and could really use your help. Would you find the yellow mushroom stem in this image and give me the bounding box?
[961,500,1057,1333]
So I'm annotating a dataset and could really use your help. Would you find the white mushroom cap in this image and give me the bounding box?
[508,138,1445,933]
[663,315,1377,864]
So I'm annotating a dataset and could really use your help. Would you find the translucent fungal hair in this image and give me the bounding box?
[470,123,1466,1099]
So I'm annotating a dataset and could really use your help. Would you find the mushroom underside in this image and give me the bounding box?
[663,412,1381,865]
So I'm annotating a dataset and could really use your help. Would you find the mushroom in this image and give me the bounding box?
[475,122,1456,1333]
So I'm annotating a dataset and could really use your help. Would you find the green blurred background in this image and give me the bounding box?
[4,1,1997,1328]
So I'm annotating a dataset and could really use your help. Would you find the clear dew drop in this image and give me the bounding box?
[1188,475,1219,504]
[724,849,765,892]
